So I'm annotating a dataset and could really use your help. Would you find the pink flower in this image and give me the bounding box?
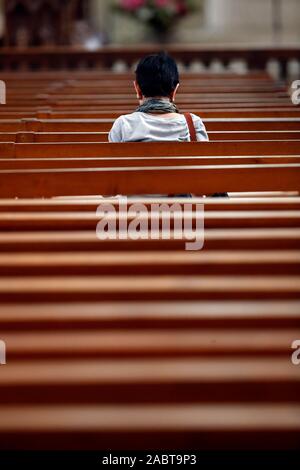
[175,1,188,16]
[120,0,145,11]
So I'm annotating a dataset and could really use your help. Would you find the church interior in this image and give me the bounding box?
[0,0,299,462]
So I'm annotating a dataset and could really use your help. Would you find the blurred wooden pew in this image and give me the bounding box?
[0,69,299,451]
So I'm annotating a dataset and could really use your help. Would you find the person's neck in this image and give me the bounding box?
[140,96,171,105]
[136,97,179,115]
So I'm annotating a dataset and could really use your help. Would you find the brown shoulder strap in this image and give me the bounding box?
[184,112,197,142]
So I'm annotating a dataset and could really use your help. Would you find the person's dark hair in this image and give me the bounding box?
[135,52,179,98]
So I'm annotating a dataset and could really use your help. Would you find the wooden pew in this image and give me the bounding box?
[0,163,299,197]
[1,330,299,358]
[0,403,299,449]
[0,250,299,276]
[1,155,300,172]
[1,108,299,120]
[0,208,300,230]
[0,300,299,328]
[0,274,299,301]
[0,69,299,452]
[1,131,300,143]
[0,140,299,158]
[0,117,299,133]
[0,229,299,252]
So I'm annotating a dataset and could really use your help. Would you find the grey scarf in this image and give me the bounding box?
[136,98,179,114]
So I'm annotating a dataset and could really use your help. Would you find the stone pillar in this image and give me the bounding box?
[88,0,111,33]
[205,0,273,40]
[205,0,300,44]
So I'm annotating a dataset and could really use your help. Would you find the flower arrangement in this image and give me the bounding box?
[115,0,197,37]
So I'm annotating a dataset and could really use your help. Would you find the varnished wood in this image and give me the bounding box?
[0,275,299,302]
[1,130,300,144]
[0,300,299,328]
[0,250,299,276]
[0,164,299,197]
[0,403,299,449]
[0,140,299,159]
[0,67,299,451]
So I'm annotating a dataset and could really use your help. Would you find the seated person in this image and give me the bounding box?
[109,53,227,197]
[109,52,209,143]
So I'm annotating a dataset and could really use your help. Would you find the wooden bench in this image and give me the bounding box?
[0,69,299,451]
[1,118,300,133]
[1,130,300,143]
[1,109,299,120]
[0,140,299,197]
[1,140,299,157]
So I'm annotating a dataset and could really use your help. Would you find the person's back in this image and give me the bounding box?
[108,53,228,197]
[109,110,208,142]
[109,52,208,143]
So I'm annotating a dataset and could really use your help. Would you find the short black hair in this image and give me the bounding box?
[135,52,179,98]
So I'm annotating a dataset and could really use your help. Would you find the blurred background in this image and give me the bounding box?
[0,1,299,80]
[0,0,299,47]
